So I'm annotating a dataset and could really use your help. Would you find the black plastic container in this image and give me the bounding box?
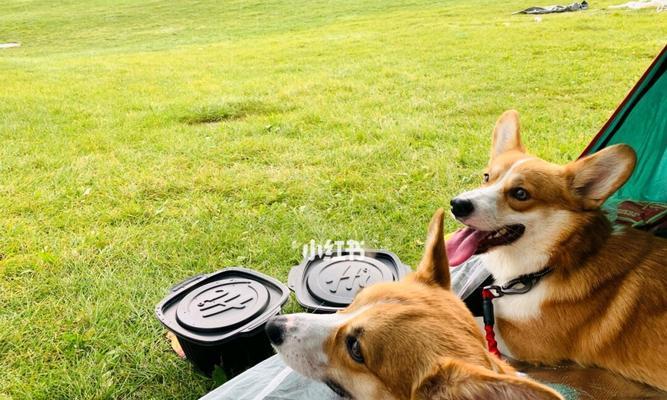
[155,267,289,377]
[288,249,411,313]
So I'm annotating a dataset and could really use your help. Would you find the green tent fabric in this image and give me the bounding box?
[582,45,667,213]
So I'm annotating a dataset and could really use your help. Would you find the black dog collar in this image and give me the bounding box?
[484,267,553,298]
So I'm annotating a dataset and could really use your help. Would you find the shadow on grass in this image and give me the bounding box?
[180,100,283,124]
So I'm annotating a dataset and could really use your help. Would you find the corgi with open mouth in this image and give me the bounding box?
[267,210,563,400]
[448,110,667,391]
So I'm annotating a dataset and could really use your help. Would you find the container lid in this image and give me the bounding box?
[306,256,393,306]
[288,249,410,313]
[156,268,289,345]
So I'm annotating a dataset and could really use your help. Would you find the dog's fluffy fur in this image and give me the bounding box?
[452,110,667,390]
[269,210,563,400]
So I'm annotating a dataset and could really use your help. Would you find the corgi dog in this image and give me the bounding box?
[448,110,667,391]
[266,210,563,400]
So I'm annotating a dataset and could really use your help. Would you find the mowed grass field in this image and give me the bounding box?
[0,1,664,398]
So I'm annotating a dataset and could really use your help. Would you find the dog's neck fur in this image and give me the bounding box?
[548,211,612,275]
[482,210,615,323]
[483,210,613,285]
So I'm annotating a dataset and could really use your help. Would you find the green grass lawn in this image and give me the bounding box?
[0,1,664,398]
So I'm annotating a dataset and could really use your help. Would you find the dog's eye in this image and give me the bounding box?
[510,187,530,201]
[483,173,490,183]
[346,335,364,364]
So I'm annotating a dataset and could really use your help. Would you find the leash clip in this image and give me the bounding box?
[483,284,504,298]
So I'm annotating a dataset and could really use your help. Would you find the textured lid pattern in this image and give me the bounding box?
[306,257,393,306]
[176,279,270,332]
[289,249,410,313]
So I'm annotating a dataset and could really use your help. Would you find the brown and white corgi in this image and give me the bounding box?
[267,210,563,400]
[448,110,667,391]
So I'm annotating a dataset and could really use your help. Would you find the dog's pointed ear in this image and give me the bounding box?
[492,110,524,158]
[413,208,450,289]
[567,144,636,210]
[412,357,564,400]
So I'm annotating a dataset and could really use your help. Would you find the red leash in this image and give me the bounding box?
[482,288,501,358]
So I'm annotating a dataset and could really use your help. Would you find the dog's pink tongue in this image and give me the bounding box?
[446,227,486,266]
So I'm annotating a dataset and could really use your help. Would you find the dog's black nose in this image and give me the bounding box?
[265,316,287,346]
[450,198,474,218]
